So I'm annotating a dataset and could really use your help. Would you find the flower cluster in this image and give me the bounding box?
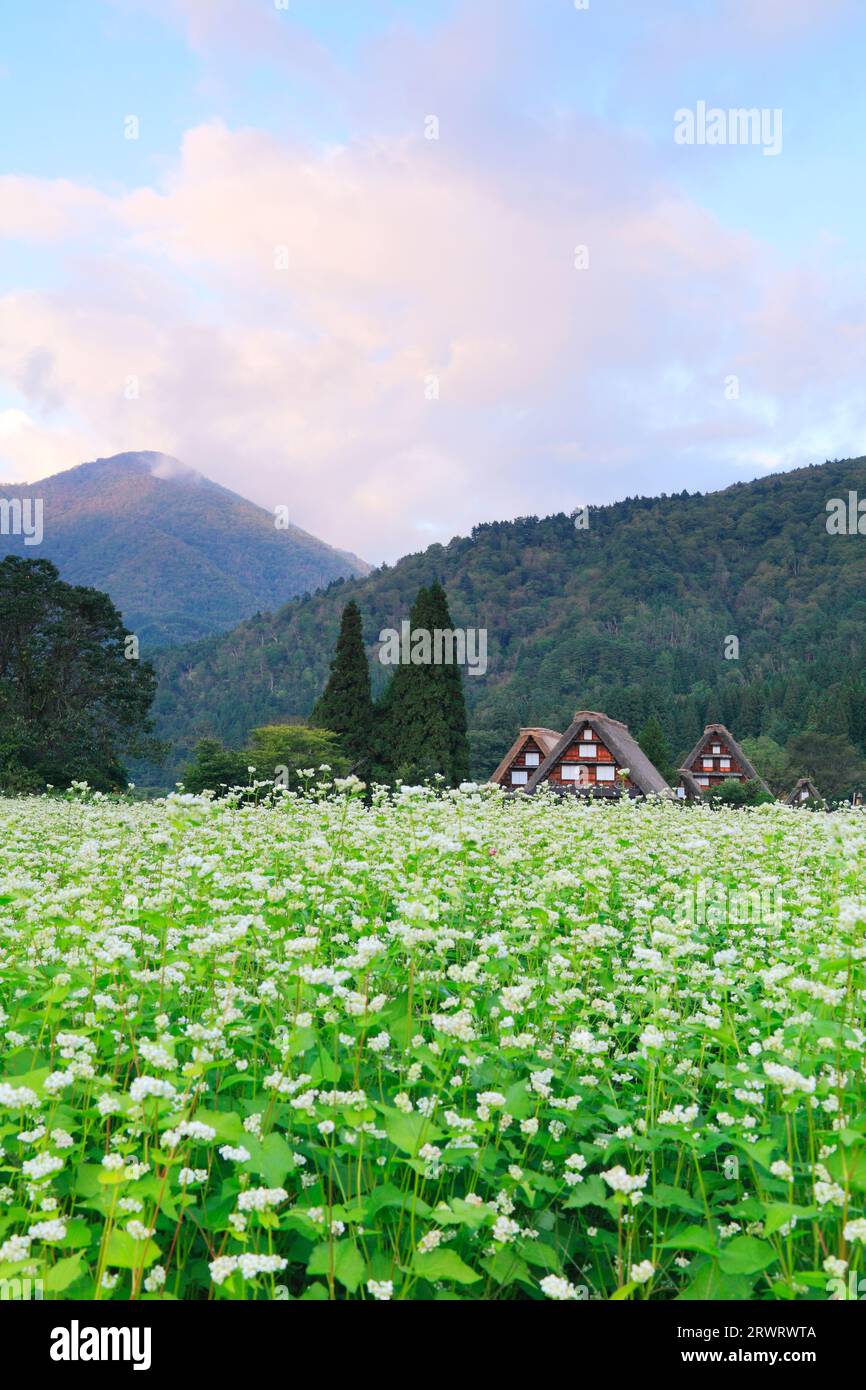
[0,786,863,1301]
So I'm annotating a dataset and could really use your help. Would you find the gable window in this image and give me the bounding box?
[560,764,581,780]
[720,758,730,770]
[712,744,721,754]
[579,743,596,757]
[596,765,616,782]
[702,758,714,769]
[511,770,528,785]
[524,752,540,767]
[697,776,709,786]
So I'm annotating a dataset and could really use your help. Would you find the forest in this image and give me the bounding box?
[141,457,866,794]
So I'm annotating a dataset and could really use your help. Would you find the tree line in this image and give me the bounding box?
[183,582,471,793]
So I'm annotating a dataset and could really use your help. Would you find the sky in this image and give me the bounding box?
[1,0,865,563]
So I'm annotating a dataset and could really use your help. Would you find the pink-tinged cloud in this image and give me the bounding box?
[0,177,114,241]
[111,0,342,84]
[2,1,866,558]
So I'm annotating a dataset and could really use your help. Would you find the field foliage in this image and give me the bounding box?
[1,784,865,1301]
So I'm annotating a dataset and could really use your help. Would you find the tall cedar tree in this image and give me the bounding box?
[638,714,674,785]
[382,583,470,785]
[310,600,374,770]
[427,580,470,784]
[0,556,161,791]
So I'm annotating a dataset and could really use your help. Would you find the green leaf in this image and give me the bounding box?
[717,1236,779,1276]
[562,1174,606,1209]
[412,1248,481,1285]
[826,1144,866,1192]
[44,1254,84,1292]
[58,1218,93,1250]
[518,1239,561,1273]
[677,1258,754,1301]
[307,1239,366,1293]
[191,1109,246,1144]
[502,1081,533,1120]
[648,1184,704,1216]
[248,1132,294,1188]
[761,1203,817,1237]
[104,1230,161,1270]
[661,1224,717,1256]
[480,1248,530,1288]
[431,1197,490,1229]
[364,1183,432,1219]
[381,1108,442,1157]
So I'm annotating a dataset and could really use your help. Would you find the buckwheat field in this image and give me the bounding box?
[1,783,865,1302]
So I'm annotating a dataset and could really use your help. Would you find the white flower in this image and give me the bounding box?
[22,1153,64,1180]
[0,1235,32,1262]
[539,1274,581,1300]
[367,1279,393,1300]
[126,1220,155,1240]
[601,1166,648,1195]
[144,1264,166,1292]
[236,1187,288,1212]
[762,1062,815,1095]
[129,1076,176,1103]
[0,1083,40,1110]
[28,1219,66,1241]
[219,1145,251,1163]
[770,1159,793,1181]
[630,1260,655,1285]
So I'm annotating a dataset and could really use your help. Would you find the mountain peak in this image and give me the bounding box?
[1,451,369,646]
[68,451,206,484]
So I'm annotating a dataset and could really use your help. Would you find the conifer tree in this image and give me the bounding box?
[311,600,374,770]
[638,714,674,785]
[384,586,452,783]
[378,583,470,785]
[427,580,470,785]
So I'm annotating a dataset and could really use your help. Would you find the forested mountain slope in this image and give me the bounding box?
[147,457,866,782]
[0,452,369,647]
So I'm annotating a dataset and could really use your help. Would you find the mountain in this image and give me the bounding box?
[140,457,866,785]
[0,452,369,647]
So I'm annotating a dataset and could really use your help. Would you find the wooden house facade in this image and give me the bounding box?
[679,723,771,796]
[488,727,561,790]
[524,711,672,798]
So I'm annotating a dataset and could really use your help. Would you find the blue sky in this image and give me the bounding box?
[1,0,865,560]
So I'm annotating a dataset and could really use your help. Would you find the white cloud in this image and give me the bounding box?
[1,4,866,558]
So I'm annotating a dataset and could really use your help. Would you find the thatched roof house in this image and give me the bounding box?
[526,711,671,798]
[488,727,561,789]
[785,776,823,807]
[680,723,771,796]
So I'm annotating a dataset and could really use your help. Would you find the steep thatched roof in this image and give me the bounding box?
[488,727,561,786]
[526,710,672,797]
[681,723,772,794]
[784,777,823,806]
